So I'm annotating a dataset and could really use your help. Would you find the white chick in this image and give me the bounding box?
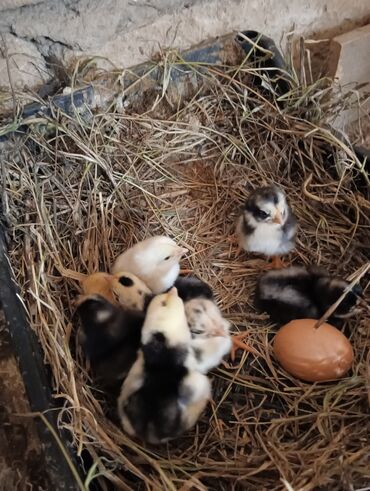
[174,276,231,373]
[187,299,232,373]
[117,287,211,444]
[112,236,188,294]
[236,185,297,268]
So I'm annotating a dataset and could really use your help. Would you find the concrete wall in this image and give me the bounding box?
[1,0,370,89]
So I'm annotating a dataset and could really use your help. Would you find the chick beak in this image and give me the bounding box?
[176,247,188,257]
[213,327,226,337]
[273,210,283,225]
[167,287,178,297]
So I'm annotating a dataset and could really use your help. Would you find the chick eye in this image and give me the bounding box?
[164,256,170,261]
[118,276,134,287]
[257,209,269,219]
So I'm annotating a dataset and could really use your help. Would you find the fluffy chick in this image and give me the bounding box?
[255,265,362,325]
[112,272,153,311]
[77,271,152,393]
[174,275,214,302]
[118,287,211,444]
[81,271,153,311]
[112,236,188,294]
[175,276,231,373]
[76,294,145,394]
[81,272,117,304]
[236,185,297,268]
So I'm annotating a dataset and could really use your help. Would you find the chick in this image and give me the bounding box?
[174,276,231,372]
[112,272,153,311]
[76,294,145,394]
[174,275,214,302]
[81,271,153,311]
[118,287,211,444]
[81,272,117,304]
[255,265,363,325]
[77,271,152,393]
[236,185,297,268]
[112,236,188,294]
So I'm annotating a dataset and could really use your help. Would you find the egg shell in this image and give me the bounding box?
[273,318,354,382]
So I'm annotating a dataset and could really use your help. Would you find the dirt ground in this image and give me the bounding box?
[0,311,50,491]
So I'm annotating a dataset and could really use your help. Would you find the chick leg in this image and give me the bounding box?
[230,332,260,362]
[271,256,286,269]
[260,256,286,270]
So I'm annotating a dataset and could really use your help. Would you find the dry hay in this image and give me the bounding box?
[1,50,370,491]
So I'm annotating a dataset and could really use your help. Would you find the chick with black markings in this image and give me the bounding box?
[112,272,153,311]
[81,271,153,311]
[76,294,145,394]
[77,271,153,394]
[174,275,214,302]
[118,287,211,444]
[174,276,232,373]
[255,265,363,325]
[236,185,297,268]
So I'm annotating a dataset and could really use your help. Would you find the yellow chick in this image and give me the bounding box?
[117,287,211,444]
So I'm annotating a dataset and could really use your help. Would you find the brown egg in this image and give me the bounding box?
[273,319,354,382]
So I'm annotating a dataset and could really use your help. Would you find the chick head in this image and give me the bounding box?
[81,272,116,304]
[111,271,152,311]
[142,287,190,346]
[243,185,289,228]
[185,299,230,338]
[135,236,188,277]
[146,286,183,320]
[316,277,363,319]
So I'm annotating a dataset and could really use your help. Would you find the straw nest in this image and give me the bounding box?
[1,45,370,490]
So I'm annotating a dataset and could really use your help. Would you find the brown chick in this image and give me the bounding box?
[81,272,117,304]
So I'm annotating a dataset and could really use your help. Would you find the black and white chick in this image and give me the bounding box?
[76,271,152,393]
[76,294,145,395]
[117,287,211,444]
[174,276,232,373]
[236,185,297,268]
[255,265,363,325]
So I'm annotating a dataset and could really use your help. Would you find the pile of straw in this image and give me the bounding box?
[1,45,369,490]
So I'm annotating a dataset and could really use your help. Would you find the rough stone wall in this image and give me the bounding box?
[1,0,370,89]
